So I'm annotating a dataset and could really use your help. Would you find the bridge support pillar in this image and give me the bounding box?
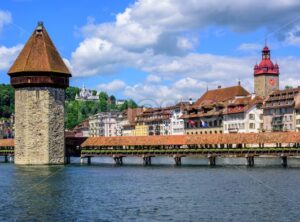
[174,156,181,166]
[113,156,123,166]
[65,156,71,164]
[87,157,91,165]
[246,156,254,167]
[208,156,216,167]
[143,156,152,166]
[80,157,85,164]
[281,156,288,168]
[8,156,14,163]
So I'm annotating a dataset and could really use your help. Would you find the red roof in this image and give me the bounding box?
[225,95,263,114]
[254,46,279,76]
[194,85,250,107]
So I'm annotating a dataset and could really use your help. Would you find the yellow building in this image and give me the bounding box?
[133,123,149,136]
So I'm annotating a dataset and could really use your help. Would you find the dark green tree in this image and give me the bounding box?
[99,92,109,112]
[0,84,14,119]
[66,86,80,101]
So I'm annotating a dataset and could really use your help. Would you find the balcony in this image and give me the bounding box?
[228,128,239,133]
[272,121,284,126]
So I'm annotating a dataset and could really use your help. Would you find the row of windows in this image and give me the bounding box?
[186,130,223,135]
[265,108,293,115]
[186,120,222,129]
[266,100,293,107]
[173,128,184,133]
[224,123,258,130]
[225,123,245,130]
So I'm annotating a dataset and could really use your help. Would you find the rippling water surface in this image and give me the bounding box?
[0,164,300,221]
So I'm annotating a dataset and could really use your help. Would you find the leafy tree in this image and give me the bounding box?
[119,99,138,111]
[99,92,109,112]
[109,95,116,105]
[0,84,14,119]
[66,87,80,101]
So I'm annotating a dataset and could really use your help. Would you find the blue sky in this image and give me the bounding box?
[1,0,300,106]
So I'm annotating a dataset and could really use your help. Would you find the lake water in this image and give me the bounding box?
[0,163,300,221]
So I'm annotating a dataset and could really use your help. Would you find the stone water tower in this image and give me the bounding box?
[7,22,72,164]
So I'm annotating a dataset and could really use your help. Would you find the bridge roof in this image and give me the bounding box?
[82,132,300,147]
[82,135,186,147]
[1,132,300,148]
[0,139,14,147]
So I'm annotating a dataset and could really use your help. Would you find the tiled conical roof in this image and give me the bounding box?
[8,22,71,76]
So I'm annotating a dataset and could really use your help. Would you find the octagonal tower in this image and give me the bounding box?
[7,22,72,164]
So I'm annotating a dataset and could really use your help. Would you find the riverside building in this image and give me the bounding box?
[134,103,187,136]
[182,85,250,135]
[89,112,122,137]
[296,99,300,132]
[263,87,300,132]
[115,108,144,136]
[223,95,263,133]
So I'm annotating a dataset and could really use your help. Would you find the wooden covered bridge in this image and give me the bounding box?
[1,132,300,166]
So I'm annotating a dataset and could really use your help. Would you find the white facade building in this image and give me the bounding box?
[223,95,263,133]
[170,108,185,135]
[89,112,122,137]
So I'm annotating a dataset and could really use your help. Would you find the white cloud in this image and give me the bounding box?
[284,26,300,46]
[124,77,210,106]
[97,79,126,92]
[123,55,300,103]
[141,53,254,82]
[72,0,300,77]
[237,43,262,51]
[69,0,300,102]
[71,37,138,76]
[0,44,23,71]
[146,74,161,83]
[0,10,12,32]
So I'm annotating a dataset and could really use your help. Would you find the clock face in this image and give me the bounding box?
[269,78,276,86]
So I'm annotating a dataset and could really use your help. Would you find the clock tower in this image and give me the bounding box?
[254,46,279,98]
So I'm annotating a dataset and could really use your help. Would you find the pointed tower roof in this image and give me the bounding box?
[8,22,71,76]
[254,45,279,76]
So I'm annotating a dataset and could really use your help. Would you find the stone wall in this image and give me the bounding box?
[14,87,65,164]
[254,75,279,98]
